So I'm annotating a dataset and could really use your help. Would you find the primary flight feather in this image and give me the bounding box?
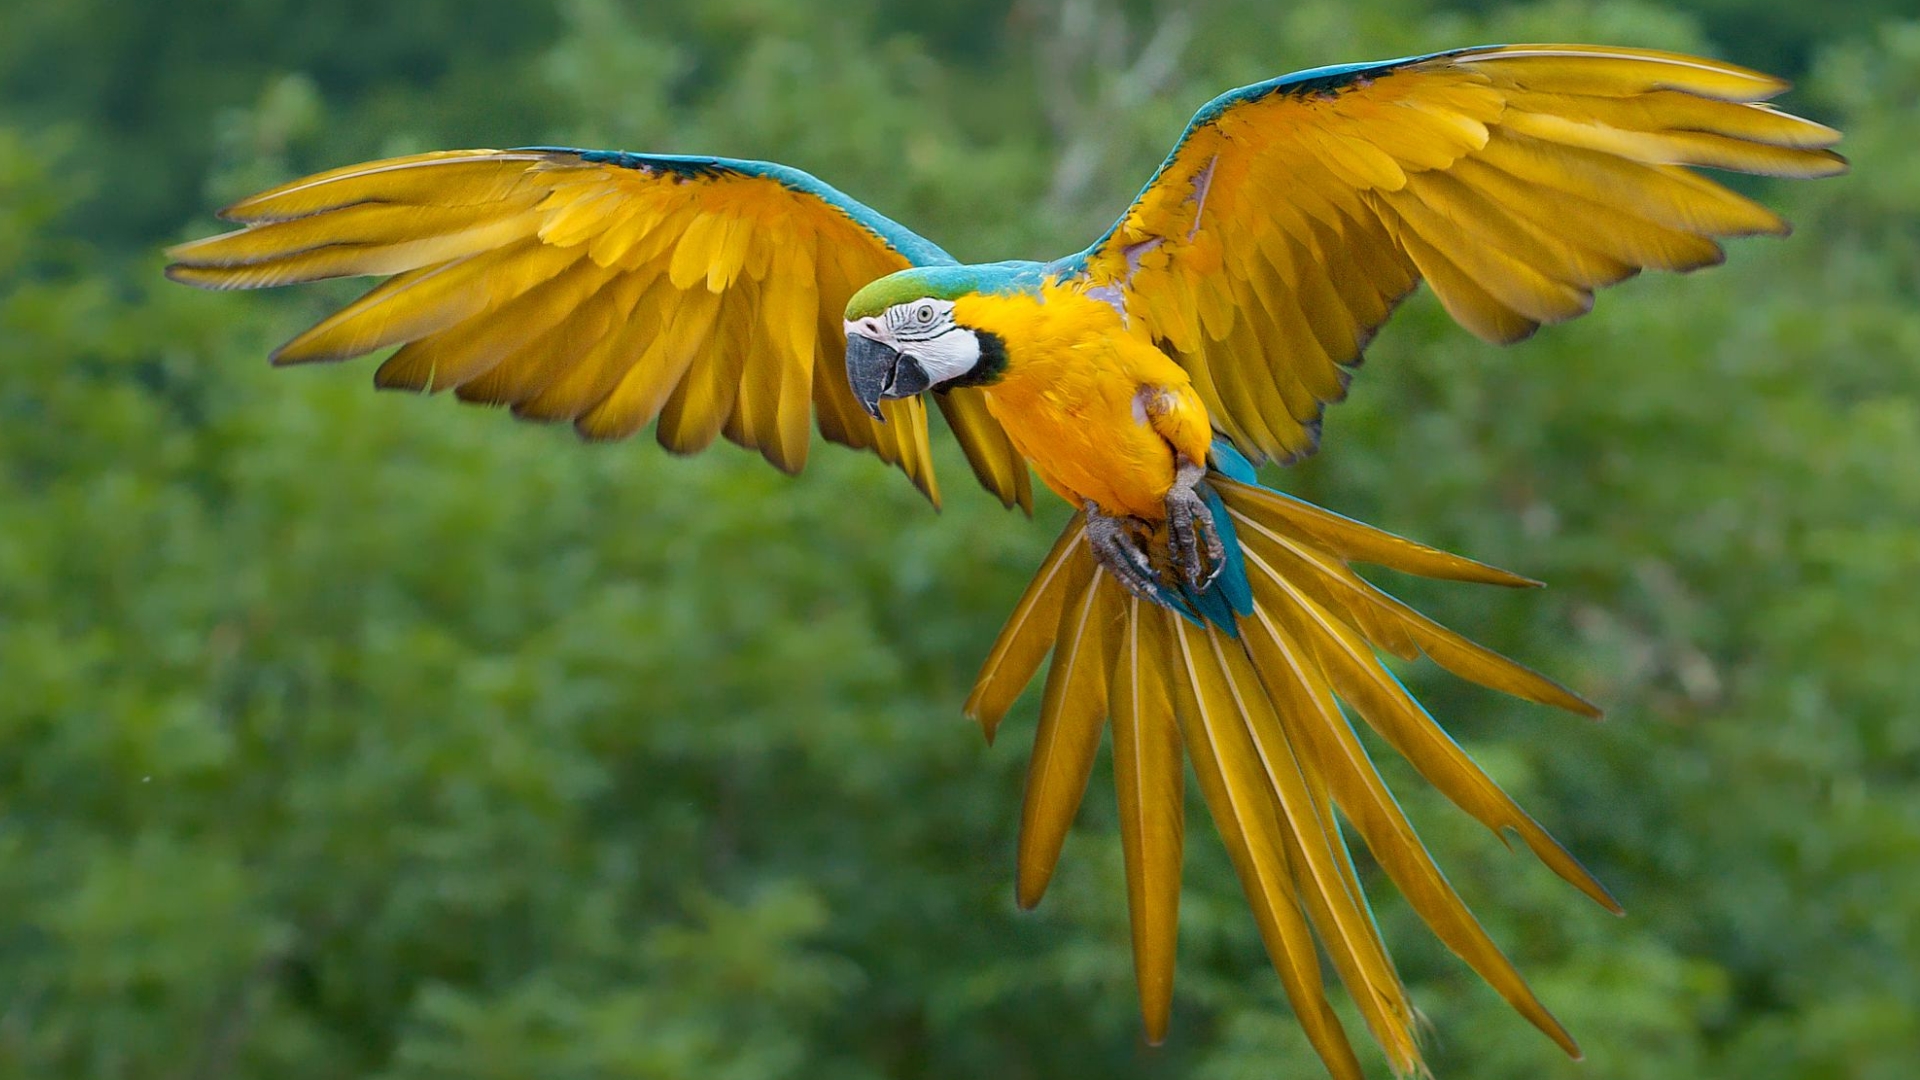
[168,43,1843,1078]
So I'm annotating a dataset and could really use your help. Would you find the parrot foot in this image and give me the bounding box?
[1166,457,1224,591]
[1086,460,1224,603]
[1085,502,1163,604]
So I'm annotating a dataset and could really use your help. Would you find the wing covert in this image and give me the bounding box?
[1065,44,1846,464]
[168,147,984,499]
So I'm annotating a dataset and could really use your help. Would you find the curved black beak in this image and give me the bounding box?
[846,333,930,421]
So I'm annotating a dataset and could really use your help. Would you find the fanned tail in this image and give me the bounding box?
[964,468,1617,1079]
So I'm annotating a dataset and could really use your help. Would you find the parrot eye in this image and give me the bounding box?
[915,303,937,325]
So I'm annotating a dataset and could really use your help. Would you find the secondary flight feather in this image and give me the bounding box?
[169,43,1843,1078]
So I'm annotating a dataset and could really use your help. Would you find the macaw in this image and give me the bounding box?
[168,44,1843,1078]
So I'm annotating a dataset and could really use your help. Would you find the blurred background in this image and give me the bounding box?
[2,0,1917,1077]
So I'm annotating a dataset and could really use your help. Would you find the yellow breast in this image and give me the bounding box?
[953,283,1209,521]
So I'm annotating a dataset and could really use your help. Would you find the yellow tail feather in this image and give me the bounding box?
[1014,552,1115,909]
[1109,593,1184,1043]
[966,480,1613,1077]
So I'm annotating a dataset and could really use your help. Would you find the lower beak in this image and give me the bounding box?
[846,334,930,421]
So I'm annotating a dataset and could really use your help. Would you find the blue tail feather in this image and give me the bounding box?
[1203,482,1255,619]
[1208,439,1259,483]
[1149,576,1207,629]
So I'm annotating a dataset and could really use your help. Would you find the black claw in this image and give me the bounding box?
[1085,460,1228,605]
[1085,502,1161,604]
[1164,459,1225,592]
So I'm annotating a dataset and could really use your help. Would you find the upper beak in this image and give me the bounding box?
[846,332,930,421]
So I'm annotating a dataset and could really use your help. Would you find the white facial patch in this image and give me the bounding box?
[905,326,982,385]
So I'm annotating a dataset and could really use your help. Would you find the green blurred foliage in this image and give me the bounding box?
[2,1,1916,1077]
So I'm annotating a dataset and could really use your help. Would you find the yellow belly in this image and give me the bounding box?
[983,371,1177,519]
[954,285,1210,522]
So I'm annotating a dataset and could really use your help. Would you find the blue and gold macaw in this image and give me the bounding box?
[169,45,1843,1078]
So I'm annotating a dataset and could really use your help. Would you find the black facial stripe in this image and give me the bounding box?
[938,329,1007,390]
[894,315,956,342]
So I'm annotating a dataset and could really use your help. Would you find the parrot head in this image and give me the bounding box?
[843,266,1014,419]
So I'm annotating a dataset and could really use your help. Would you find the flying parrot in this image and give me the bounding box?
[168,44,1844,1078]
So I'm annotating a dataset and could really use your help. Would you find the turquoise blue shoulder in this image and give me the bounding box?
[515,146,959,268]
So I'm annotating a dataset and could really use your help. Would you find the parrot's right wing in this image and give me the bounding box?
[167,148,1031,510]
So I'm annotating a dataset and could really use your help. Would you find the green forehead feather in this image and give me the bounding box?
[845,261,1052,319]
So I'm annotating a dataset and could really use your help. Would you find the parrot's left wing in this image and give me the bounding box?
[1062,45,1846,465]
[168,148,1028,508]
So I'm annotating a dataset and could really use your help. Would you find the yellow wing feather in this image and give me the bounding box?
[1078,44,1845,462]
[167,148,987,496]
[936,388,1034,512]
